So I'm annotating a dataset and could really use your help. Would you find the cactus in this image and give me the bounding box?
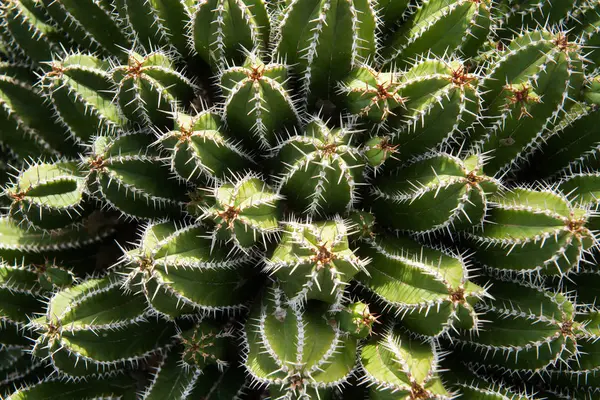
[220,53,299,150]
[156,110,252,183]
[122,221,256,318]
[4,161,88,231]
[273,117,365,216]
[465,187,597,277]
[196,173,282,251]
[243,286,358,398]
[112,50,196,128]
[274,0,377,104]
[40,53,126,144]
[264,218,369,306]
[356,235,486,337]
[370,153,499,234]
[381,0,492,67]
[469,29,584,175]
[191,0,270,70]
[384,58,481,160]
[360,324,452,399]
[4,1,600,398]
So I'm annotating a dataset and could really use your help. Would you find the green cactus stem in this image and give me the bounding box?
[113,0,193,57]
[191,0,270,71]
[85,133,189,220]
[381,0,492,67]
[198,174,281,251]
[40,53,126,145]
[264,218,369,306]
[220,53,299,150]
[273,118,365,216]
[338,65,405,124]
[0,0,62,65]
[4,376,138,399]
[469,29,584,175]
[465,187,597,277]
[455,277,583,373]
[4,161,87,231]
[336,301,378,339]
[123,221,256,319]
[370,153,499,234]
[0,64,77,157]
[360,324,452,399]
[524,103,600,179]
[386,58,481,161]
[356,235,486,337]
[40,0,130,58]
[274,0,377,105]
[112,51,196,129]
[496,0,579,39]
[142,321,239,399]
[30,273,174,378]
[0,215,114,257]
[243,287,358,399]
[156,110,252,184]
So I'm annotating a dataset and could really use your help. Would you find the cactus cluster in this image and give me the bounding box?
[2,0,600,399]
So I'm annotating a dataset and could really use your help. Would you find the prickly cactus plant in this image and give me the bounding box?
[3,1,600,399]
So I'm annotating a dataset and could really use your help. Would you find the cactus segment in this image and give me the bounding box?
[123,221,255,318]
[274,0,377,104]
[243,287,358,397]
[375,0,410,31]
[0,262,46,326]
[178,321,234,371]
[356,236,485,337]
[157,111,252,183]
[371,153,498,234]
[524,103,600,179]
[0,0,62,65]
[274,118,365,216]
[39,0,130,58]
[557,172,600,231]
[41,54,126,145]
[265,218,369,306]
[199,174,281,251]
[30,274,173,378]
[470,29,584,175]
[336,301,378,339]
[360,324,452,399]
[191,0,270,70]
[387,58,481,160]
[496,0,579,38]
[465,188,597,277]
[114,0,193,57]
[338,65,405,123]
[142,346,201,400]
[85,133,189,220]
[347,210,376,241]
[112,51,196,129]
[5,161,87,231]
[143,323,242,400]
[0,215,113,255]
[220,54,299,150]
[4,376,138,399]
[381,0,492,66]
[456,278,582,373]
[0,66,77,157]
[444,362,542,400]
